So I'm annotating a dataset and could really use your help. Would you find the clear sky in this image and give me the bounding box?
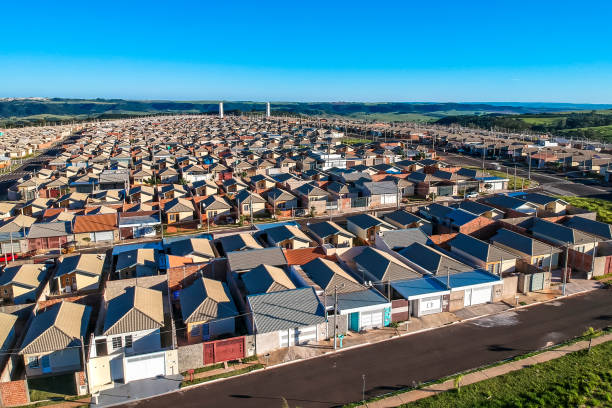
[2,0,612,102]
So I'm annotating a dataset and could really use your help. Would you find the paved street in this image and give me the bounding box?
[124,289,612,408]
[438,151,612,200]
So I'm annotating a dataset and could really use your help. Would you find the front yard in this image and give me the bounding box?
[558,196,612,223]
[28,374,76,401]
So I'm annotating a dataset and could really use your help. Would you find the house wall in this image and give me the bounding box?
[101,328,161,356]
[24,348,81,377]
[448,290,465,312]
[332,234,353,248]
[177,342,204,372]
[345,221,366,241]
[254,330,280,355]
[0,379,29,407]
[87,355,112,394]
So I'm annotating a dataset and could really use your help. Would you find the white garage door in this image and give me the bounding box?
[91,231,114,242]
[360,310,383,329]
[124,352,165,383]
[419,296,442,315]
[279,325,317,347]
[465,287,492,306]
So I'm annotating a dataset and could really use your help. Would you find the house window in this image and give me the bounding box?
[112,337,122,350]
[191,325,201,337]
[124,335,133,349]
[169,214,177,221]
[28,356,39,368]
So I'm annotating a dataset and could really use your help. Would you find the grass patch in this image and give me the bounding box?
[181,362,224,376]
[180,364,265,387]
[594,272,612,281]
[344,137,371,145]
[28,374,76,402]
[401,339,612,407]
[465,166,535,189]
[557,196,612,223]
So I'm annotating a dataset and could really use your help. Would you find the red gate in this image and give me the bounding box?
[203,336,245,365]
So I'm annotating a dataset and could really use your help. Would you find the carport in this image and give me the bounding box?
[391,276,450,318]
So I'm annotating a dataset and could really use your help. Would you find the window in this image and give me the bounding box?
[124,335,133,349]
[191,325,201,337]
[112,337,122,350]
[169,214,177,221]
[28,356,39,368]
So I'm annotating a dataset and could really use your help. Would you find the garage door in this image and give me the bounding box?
[124,352,165,383]
[360,310,383,329]
[419,296,442,315]
[91,231,114,242]
[470,287,492,306]
[279,325,317,347]
[381,194,396,205]
[1,241,20,254]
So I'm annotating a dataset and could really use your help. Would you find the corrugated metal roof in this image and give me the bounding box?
[227,247,287,271]
[21,302,90,354]
[180,278,238,324]
[103,286,164,336]
[247,287,325,334]
[242,264,296,295]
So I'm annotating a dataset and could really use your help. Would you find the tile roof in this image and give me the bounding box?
[73,213,117,233]
[27,221,72,238]
[282,247,337,266]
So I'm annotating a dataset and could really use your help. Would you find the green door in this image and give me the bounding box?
[349,312,360,331]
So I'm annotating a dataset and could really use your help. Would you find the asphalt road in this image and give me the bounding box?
[438,151,612,200]
[125,289,612,408]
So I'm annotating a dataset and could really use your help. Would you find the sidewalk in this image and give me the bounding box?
[359,332,612,408]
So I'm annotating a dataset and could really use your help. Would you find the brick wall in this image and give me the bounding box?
[0,380,29,407]
[37,295,86,311]
[166,260,226,293]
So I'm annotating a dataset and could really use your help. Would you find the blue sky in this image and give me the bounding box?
[2,0,612,102]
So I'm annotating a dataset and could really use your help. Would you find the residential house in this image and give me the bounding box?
[0,264,47,304]
[345,213,394,244]
[115,248,158,279]
[374,228,430,252]
[266,188,298,211]
[306,220,355,248]
[531,218,599,254]
[241,264,296,295]
[234,190,267,218]
[246,287,325,349]
[73,213,118,244]
[200,195,232,224]
[20,301,91,377]
[216,233,263,255]
[482,195,538,216]
[54,253,105,293]
[180,277,239,343]
[449,233,517,276]
[382,210,433,235]
[168,238,216,263]
[490,228,561,269]
[263,225,313,249]
[27,221,73,252]
[563,216,612,240]
[520,193,569,215]
[118,211,160,239]
[164,198,195,224]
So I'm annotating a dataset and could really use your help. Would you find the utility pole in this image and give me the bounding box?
[563,243,569,296]
[528,151,531,181]
[333,283,344,350]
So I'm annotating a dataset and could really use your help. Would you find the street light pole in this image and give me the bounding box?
[563,243,569,296]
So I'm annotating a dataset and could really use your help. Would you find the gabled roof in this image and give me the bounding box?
[28,221,72,238]
[450,233,517,263]
[267,188,296,202]
[346,213,391,230]
[103,286,164,336]
[217,233,263,253]
[234,189,266,204]
[0,312,17,350]
[490,228,560,257]
[294,183,328,197]
[115,248,157,272]
[164,197,195,213]
[383,210,427,227]
[483,195,537,211]
[180,278,238,324]
[169,238,215,259]
[301,257,362,294]
[266,225,312,245]
[377,228,429,251]
[21,301,91,354]
[0,264,46,289]
[201,195,231,211]
[521,193,568,207]
[455,200,502,217]
[532,218,598,245]
[307,221,355,239]
[354,247,421,282]
[242,264,296,295]
[55,253,105,278]
[247,287,325,334]
[73,214,117,233]
[563,216,612,240]
[399,243,472,276]
[227,247,287,272]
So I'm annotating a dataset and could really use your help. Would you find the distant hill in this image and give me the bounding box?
[435,110,612,142]
[1,98,609,128]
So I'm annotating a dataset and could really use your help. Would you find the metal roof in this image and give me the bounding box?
[391,277,450,299]
[227,247,287,271]
[247,287,325,334]
[444,270,501,289]
[180,278,238,324]
[103,286,164,336]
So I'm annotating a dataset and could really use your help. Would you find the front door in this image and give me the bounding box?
[41,355,51,374]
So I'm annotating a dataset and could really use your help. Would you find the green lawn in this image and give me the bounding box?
[28,374,76,401]
[557,196,612,223]
[520,117,565,126]
[402,340,612,408]
[344,137,371,145]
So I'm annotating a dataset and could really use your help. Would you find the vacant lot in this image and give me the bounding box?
[559,196,612,223]
[403,340,612,407]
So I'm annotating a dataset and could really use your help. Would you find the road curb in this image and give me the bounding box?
[93,286,604,407]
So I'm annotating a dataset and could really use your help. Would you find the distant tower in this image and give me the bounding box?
[266,102,271,118]
[219,102,224,119]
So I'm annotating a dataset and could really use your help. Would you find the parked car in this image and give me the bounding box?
[466,192,479,198]
[0,253,18,262]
